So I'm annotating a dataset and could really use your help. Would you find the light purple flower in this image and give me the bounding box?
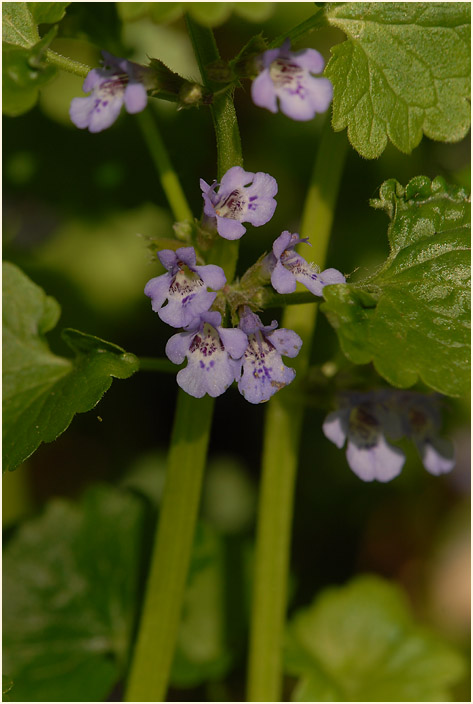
[70,51,149,133]
[323,394,405,483]
[251,39,333,121]
[144,247,226,329]
[237,307,302,404]
[166,311,248,398]
[200,166,278,240]
[403,395,455,476]
[269,230,345,295]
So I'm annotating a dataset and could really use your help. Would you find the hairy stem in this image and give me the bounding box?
[136,108,193,223]
[247,118,347,702]
[45,49,91,77]
[125,19,243,703]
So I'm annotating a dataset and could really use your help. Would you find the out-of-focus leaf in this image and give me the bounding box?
[3,28,57,116]
[188,3,232,27]
[27,2,70,24]
[171,523,232,688]
[3,263,139,472]
[3,485,146,702]
[234,2,275,22]
[117,1,274,27]
[286,575,466,701]
[2,2,39,48]
[321,176,470,397]
[325,2,471,158]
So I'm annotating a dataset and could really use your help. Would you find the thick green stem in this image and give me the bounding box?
[125,394,214,702]
[45,49,90,77]
[138,357,177,374]
[125,20,243,703]
[247,119,347,702]
[136,109,193,223]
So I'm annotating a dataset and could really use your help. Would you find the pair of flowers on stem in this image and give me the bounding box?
[145,165,345,404]
[69,41,333,132]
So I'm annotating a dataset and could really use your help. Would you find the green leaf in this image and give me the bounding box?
[325,2,471,158]
[2,2,39,48]
[27,2,70,24]
[321,176,470,397]
[234,2,275,22]
[3,263,139,472]
[3,28,57,116]
[171,523,232,687]
[3,485,146,702]
[286,575,466,702]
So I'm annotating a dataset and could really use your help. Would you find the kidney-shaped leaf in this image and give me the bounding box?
[3,263,139,472]
[286,575,465,702]
[325,2,471,158]
[321,176,470,397]
[3,485,146,702]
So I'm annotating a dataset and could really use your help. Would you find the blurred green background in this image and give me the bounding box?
[3,3,470,701]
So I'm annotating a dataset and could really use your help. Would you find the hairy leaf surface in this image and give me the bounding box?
[321,177,470,396]
[325,3,471,158]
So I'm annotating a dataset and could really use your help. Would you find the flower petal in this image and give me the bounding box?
[165,331,193,365]
[346,434,405,482]
[293,48,325,74]
[271,260,297,294]
[124,81,148,113]
[194,264,226,291]
[319,267,346,286]
[218,326,248,360]
[69,96,96,129]
[268,328,302,358]
[251,70,278,113]
[219,166,254,192]
[272,230,294,259]
[305,76,334,114]
[144,272,172,311]
[419,437,455,475]
[88,95,124,133]
[277,88,318,122]
[322,410,349,449]
[175,247,197,269]
[216,216,246,240]
[157,249,178,271]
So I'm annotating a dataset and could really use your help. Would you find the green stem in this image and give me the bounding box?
[125,20,243,703]
[125,394,214,702]
[247,118,347,702]
[269,7,327,49]
[138,357,178,373]
[136,108,193,223]
[45,49,90,78]
[186,14,243,282]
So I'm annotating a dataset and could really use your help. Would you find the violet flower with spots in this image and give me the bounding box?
[144,247,226,329]
[251,39,333,121]
[200,166,278,240]
[322,392,405,483]
[166,312,248,399]
[70,51,150,133]
[268,230,346,295]
[237,307,302,404]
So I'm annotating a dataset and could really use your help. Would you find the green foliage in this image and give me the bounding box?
[321,176,470,397]
[286,575,466,701]
[117,1,275,27]
[325,2,471,158]
[27,2,70,25]
[3,263,139,472]
[3,485,146,702]
[2,2,65,116]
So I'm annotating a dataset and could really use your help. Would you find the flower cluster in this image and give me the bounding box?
[323,390,455,483]
[145,167,345,402]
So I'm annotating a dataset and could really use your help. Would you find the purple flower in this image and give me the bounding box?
[269,231,345,295]
[144,247,226,329]
[166,312,248,398]
[251,39,333,121]
[200,166,278,240]
[323,393,405,483]
[403,395,455,476]
[70,51,149,133]
[237,307,302,404]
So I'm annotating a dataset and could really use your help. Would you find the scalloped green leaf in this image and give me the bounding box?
[286,576,466,702]
[3,263,139,472]
[325,2,471,158]
[321,176,470,397]
[27,2,70,24]
[3,485,146,702]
